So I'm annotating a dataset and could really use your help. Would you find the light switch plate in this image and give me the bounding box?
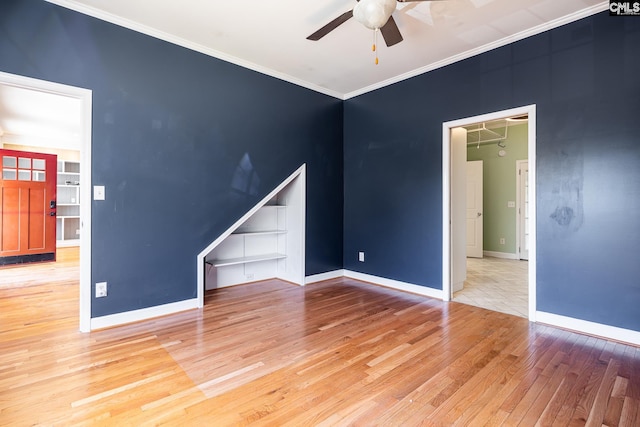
[94,185,105,200]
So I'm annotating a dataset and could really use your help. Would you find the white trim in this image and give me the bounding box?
[483,251,517,260]
[196,164,306,308]
[536,311,640,347]
[45,0,344,100]
[344,270,443,300]
[443,105,536,322]
[45,1,607,101]
[90,299,199,330]
[343,3,608,99]
[0,72,93,333]
[515,159,524,261]
[305,269,345,284]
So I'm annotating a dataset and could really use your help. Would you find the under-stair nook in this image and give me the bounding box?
[197,165,306,306]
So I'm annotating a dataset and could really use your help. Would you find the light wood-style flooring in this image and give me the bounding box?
[1,249,639,425]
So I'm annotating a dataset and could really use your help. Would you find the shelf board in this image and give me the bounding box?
[207,253,286,268]
[57,215,80,219]
[57,184,80,188]
[231,229,287,237]
[57,203,80,207]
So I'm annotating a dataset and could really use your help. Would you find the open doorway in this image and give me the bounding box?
[0,72,92,332]
[442,105,537,321]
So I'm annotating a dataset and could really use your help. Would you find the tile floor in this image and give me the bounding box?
[453,256,528,318]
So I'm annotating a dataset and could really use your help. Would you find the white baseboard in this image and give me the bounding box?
[536,311,640,347]
[483,251,517,260]
[305,269,345,284]
[88,278,640,348]
[90,298,199,331]
[343,270,443,300]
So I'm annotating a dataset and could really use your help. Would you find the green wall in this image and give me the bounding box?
[467,123,528,254]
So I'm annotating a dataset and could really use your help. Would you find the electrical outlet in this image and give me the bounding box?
[358,252,365,262]
[96,282,107,298]
[499,238,506,245]
[246,273,254,280]
[94,185,105,201]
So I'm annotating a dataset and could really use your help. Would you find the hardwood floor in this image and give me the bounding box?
[1,252,639,425]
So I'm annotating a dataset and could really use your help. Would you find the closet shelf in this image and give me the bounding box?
[231,230,287,237]
[207,253,287,268]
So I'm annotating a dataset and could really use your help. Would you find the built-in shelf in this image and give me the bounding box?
[201,165,305,291]
[231,230,287,237]
[56,160,80,247]
[208,253,287,268]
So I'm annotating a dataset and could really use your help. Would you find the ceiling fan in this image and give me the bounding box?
[307,0,450,47]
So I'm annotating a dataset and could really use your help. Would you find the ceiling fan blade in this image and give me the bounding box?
[307,10,354,41]
[379,15,403,47]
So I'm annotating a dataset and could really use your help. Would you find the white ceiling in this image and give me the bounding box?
[48,0,606,99]
[0,84,82,151]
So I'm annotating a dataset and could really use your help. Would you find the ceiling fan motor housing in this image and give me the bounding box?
[353,0,397,29]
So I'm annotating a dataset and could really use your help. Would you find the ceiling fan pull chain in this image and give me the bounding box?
[373,29,379,65]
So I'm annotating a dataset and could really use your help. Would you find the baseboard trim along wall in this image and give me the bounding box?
[536,311,640,347]
[343,270,444,300]
[90,298,199,331]
[89,276,640,347]
[483,251,517,260]
[305,269,345,284]
[306,269,443,299]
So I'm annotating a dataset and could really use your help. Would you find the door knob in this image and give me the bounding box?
[477,212,482,217]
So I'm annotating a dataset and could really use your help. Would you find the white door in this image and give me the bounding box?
[518,161,529,260]
[450,127,467,293]
[466,160,483,258]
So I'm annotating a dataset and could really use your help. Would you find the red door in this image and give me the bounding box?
[1,149,57,265]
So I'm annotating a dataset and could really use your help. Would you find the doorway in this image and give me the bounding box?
[442,105,536,321]
[1,149,57,264]
[0,72,92,332]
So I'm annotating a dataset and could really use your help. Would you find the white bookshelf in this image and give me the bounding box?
[56,160,80,247]
[204,169,305,289]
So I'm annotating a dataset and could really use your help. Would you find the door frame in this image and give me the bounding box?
[0,72,92,332]
[442,105,537,321]
[516,159,529,261]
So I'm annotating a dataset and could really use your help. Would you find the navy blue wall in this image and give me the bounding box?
[344,12,640,331]
[2,2,639,333]
[0,0,344,317]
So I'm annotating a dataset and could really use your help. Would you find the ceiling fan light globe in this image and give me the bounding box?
[353,0,396,30]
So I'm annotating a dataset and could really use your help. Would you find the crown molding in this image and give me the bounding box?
[45,0,344,100]
[344,2,609,99]
[46,1,608,101]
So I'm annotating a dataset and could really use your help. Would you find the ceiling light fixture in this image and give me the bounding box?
[353,0,397,64]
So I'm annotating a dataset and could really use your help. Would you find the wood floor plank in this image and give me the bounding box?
[1,252,640,425]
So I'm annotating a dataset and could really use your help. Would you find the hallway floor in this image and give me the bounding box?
[453,256,528,318]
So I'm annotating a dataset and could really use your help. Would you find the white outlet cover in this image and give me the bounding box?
[358,252,365,262]
[507,201,516,208]
[94,185,105,201]
[95,281,107,297]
